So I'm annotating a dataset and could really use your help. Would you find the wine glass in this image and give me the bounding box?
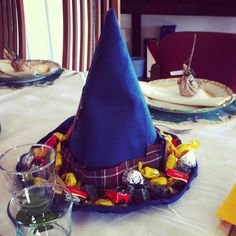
[0,143,56,201]
[8,183,73,236]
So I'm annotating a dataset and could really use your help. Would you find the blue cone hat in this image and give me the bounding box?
[39,9,198,213]
[68,9,161,170]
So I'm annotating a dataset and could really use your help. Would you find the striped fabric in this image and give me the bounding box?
[61,140,166,189]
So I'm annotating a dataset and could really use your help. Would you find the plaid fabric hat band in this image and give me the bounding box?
[61,139,166,189]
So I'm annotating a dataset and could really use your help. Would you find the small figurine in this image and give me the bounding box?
[177,34,199,97]
[3,48,31,72]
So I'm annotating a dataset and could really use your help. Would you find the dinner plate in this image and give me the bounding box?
[144,78,234,113]
[0,60,63,87]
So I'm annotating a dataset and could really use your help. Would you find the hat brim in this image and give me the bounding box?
[72,166,198,213]
[39,116,198,214]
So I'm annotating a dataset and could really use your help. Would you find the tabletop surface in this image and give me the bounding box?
[0,71,236,236]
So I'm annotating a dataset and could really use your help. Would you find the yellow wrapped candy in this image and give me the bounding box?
[166,141,177,154]
[55,142,63,172]
[61,172,77,187]
[138,162,160,178]
[33,177,46,185]
[94,199,114,206]
[175,140,199,158]
[165,153,177,170]
[54,132,68,142]
[31,147,46,158]
[53,132,69,172]
[159,131,176,154]
[150,176,168,185]
[56,152,63,172]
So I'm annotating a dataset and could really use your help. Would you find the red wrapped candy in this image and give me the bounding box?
[104,190,131,204]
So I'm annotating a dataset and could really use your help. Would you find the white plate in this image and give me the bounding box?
[0,60,63,87]
[144,78,234,113]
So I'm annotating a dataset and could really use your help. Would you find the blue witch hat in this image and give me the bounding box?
[39,9,198,213]
[68,9,161,170]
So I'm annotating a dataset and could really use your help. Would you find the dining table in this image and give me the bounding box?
[0,70,236,236]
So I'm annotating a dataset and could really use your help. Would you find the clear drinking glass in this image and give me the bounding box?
[8,183,73,236]
[0,143,56,200]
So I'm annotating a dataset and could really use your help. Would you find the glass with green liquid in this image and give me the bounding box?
[8,183,73,236]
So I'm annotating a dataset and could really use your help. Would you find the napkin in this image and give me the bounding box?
[68,9,159,171]
[39,9,199,213]
[139,81,229,107]
[215,183,236,225]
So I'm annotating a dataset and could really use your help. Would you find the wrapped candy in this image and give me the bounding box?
[149,176,168,185]
[16,153,35,172]
[166,168,189,183]
[168,178,186,190]
[66,186,87,203]
[174,162,192,175]
[45,132,70,172]
[81,184,99,202]
[175,140,199,158]
[160,131,177,154]
[165,153,177,170]
[55,142,63,172]
[16,148,47,173]
[104,190,131,204]
[122,169,144,185]
[30,156,46,170]
[138,162,160,179]
[165,141,199,183]
[165,139,199,182]
[132,186,150,204]
[94,199,114,206]
[178,149,197,168]
[45,133,60,148]
[61,172,77,187]
[148,184,173,199]
[33,177,47,185]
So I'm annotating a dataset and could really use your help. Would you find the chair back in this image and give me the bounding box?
[159,32,236,92]
[0,0,26,59]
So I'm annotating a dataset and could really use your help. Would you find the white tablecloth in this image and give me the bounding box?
[0,71,236,236]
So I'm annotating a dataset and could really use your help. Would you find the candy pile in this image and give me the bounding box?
[16,132,199,207]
